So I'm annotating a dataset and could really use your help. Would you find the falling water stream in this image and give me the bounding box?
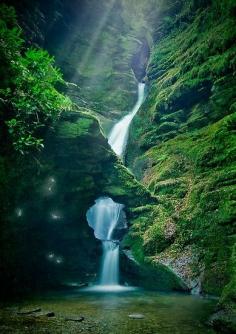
[86,197,124,290]
[108,83,145,157]
[86,83,145,291]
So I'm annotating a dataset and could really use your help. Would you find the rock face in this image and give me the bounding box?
[6,0,154,121]
[125,0,236,329]
[0,107,156,295]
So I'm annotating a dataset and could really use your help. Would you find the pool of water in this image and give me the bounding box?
[1,289,217,334]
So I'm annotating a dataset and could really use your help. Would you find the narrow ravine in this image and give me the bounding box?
[1,1,235,332]
[86,83,145,291]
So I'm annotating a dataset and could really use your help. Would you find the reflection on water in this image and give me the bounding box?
[12,290,217,334]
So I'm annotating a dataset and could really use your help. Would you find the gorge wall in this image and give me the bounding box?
[6,0,154,120]
[125,0,236,330]
[0,0,235,331]
[0,0,180,295]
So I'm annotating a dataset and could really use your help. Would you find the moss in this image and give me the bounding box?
[0,103,156,295]
[122,225,187,291]
[126,0,236,300]
[143,223,172,255]
[128,112,236,295]
[220,244,236,305]
[210,244,236,332]
[123,234,145,264]
[57,117,94,138]
[127,1,236,153]
[158,121,179,133]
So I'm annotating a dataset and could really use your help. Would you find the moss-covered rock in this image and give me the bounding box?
[9,0,155,119]
[126,0,236,329]
[0,107,159,296]
[0,0,189,296]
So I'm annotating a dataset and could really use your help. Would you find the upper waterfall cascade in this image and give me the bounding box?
[108,83,145,157]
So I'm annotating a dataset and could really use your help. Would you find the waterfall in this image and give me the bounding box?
[100,241,119,285]
[86,197,123,241]
[86,83,145,291]
[108,83,145,157]
[86,197,124,286]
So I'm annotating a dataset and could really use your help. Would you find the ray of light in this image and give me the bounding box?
[77,0,117,75]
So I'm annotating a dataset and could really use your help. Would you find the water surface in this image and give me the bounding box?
[1,290,217,334]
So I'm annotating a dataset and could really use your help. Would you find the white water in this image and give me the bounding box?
[86,197,123,286]
[100,241,119,285]
[86,197,123,241]
[86,83,145,292]
[108,82,145,157]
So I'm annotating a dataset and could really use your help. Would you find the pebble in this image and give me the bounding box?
[128,313,145,319]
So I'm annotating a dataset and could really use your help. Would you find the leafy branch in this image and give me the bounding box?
[0,4,72,154]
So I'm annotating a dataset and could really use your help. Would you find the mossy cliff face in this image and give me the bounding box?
[6,0,155,122]
[45,111,185,291]
[0,108,156,295]
[0,0,187,294]
[126,0,236,318]
[46,110,153,210]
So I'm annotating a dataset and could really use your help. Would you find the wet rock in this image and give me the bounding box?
[33,311,55,318]
[208,309,236,333]
[78,283,88,288]
[128,313,145,319]
[46,312,55,317]
[65,316,85,322]
[17,308,41,315]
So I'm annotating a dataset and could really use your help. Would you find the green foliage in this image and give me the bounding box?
[133,113,236,294]
[221,243,236,305]
[143,222,170,254]
[57,117,94,138]
[0,4,72,154]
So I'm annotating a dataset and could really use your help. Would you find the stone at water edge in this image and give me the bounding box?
[17,308,41,315]
[32,311,56,318]
[65,316,85,322]
[17,308,55,318]
[128,313,145,319]
[46,312,55,317]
